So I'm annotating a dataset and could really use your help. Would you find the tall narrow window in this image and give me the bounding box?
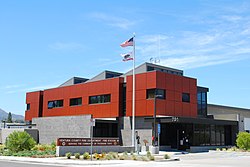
[26,103,30,110]
[182,93,190,103]
[70,97,82,106]
[197,90,207,117]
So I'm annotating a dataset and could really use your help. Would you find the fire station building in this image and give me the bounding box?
[25,63,238,152]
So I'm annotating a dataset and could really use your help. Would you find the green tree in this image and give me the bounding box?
[236,132,250,150]
[7,112,13,123]
[6,131,36,152]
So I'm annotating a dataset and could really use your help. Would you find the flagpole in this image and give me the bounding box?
[132,33,136,148]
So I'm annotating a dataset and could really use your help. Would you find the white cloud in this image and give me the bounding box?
[6,84,59,94]
[136,30,250,70]
[133,3,250,70]
[89,12,136,29]
[0,84,24,89]
[159,55,245,70]
[49,42,85,51]
[221,15,242,22]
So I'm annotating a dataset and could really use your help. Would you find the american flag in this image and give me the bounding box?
[120,37,134,47]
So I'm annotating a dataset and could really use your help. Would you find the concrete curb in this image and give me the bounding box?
[156,158,180,162]
[0,151,181,165]
[0,156,152,166]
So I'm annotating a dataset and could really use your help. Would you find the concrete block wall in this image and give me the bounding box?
[120,116,152,146]
[0,128,24,144]
[189,145,231,153]
[56,146,134,156]
[32,115,91,144]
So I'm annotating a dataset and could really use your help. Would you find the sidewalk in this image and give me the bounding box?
[0,151,180,166]
[0,156,145,166]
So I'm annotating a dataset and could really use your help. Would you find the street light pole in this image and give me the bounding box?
[3,120,6,129]
[153,91,163,147]
[153,91,157,147]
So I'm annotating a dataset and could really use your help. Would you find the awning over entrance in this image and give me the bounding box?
[144,116,238,126]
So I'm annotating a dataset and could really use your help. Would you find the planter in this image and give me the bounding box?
[141,145,149,152]
[150,146,159,154]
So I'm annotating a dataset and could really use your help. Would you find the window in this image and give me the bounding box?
[93,122,118,137]
[210,125,216,145]
[122,83,126,116]
[89,94,111,104]
[26,104,30,110]
[197,91,207,117]
[106,73,121,79]
[146,89,166,99]
[182,93,190,103]
[147,66,154,71]
[70,97,82,106]
[48,100,63,109]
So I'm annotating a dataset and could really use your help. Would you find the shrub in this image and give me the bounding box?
[74,153,80,159]
[123,151,128,156]
[149,155,155,161]
[6,131,36,153]
[65,152,72,159]
[100,152,106,159]
[119,155,125,160]
[164,153,170,159]
[141,156,148,161]
[83,152,90,159]
[0,145,5,153]
[2,150,13,156]
[146,151,151,158]
[222,148,227,151]
[236,132,250,150]
[131,155,137,160]
[8,150,55,157]
[51,141,56,150]
[32,143,56,152]
[227,146,238,152]
[216,148,221,151]
[105,154,112,160]
[108,152,118,159]
[32,144,43,151]
[93,153,100,160]
[130,151,134,155]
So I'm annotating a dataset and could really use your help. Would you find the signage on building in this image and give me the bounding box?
[90,118,95,127]
[57,138,119,146]
[158,124,161,134]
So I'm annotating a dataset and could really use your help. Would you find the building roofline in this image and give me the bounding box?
[145,62,183,73]
[208,104,250,111]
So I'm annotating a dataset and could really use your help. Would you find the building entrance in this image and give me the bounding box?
[160,123,192,150]
[159,121,236,151]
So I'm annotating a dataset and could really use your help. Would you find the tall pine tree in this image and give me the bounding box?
[7,112,13,123]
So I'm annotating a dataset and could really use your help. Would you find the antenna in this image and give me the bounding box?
[149,34,162,64]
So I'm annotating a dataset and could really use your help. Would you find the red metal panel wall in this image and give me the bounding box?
[25,91,43,121]
[25,70,198,120]
[26,77,123,120]
[126,71,197,118]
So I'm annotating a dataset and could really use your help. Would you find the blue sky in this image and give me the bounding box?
[0,0,250,115]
